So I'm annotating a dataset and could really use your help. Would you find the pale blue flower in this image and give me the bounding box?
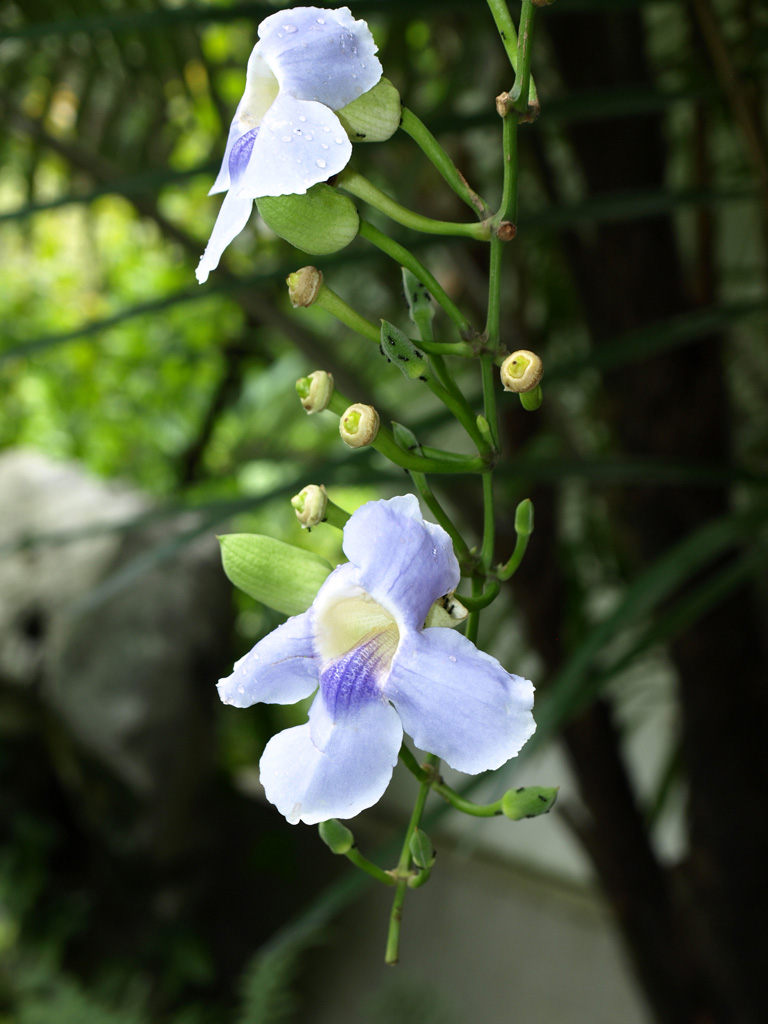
[196,6,382,283]
[218,495,536,825]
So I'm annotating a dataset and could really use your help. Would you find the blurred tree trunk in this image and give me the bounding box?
[500,7,768,1023]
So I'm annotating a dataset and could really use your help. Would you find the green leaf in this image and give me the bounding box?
[219,534,333,616]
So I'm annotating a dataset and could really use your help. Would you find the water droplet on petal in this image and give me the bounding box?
[299,115,307,122]
[277,32,283,38]
[293,127,302,134]
[316,16,325,24]
[322,126,331,133]
[282,135,291,142]
[284,23,297,33]
[321,143,329,150]
[334,137,344,144]
[448,655,457,663]
[316,159,326,168]
[237,685,245,693]
[305,134,313,142]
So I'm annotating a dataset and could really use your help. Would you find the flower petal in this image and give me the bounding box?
[342,496,459,630]
[217,610,318,708]
[384,628,536,773]
[233,92,352,198]
[258,7,382,110]
[259,696,402,824]
[209,49,280,195]
[196,190,254,284]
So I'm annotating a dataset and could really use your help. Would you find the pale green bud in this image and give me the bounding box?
[500,350,543,393]
[257,184,359,255]
[318,818,355,855]
[514,498,534,537]
[379,321,431,382]
[291,484,328,529]
[409,828,436,869]
[218,534,332,616]
[339,403,379,448]
[287,265,323,308]
[501,786,558,821]
[336,77,402,143]
[295,369,334,413]
[520,384,543,411]
[424,592,468,629]
[391,420,423,455]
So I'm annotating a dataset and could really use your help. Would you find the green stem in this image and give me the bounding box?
[459,580,501,611]
[314,280,380,344]
[328,390,489,474]
[385,754,438,965]
[465,575,483,645]
[485,0,540,109]
[510,0,536,113]
[338,169,490,240]
[398,741,431,783]
[433,782,504,817]
[485,0,521,72]
[374,425,489,475]
[399,107,491,218]
[426,376,492,453]
[313,280,473,358]
[358,220,476,340]
[345,846,397,886]
[322,499,351,530]
[497,530,531,581]
[409,471,472,562]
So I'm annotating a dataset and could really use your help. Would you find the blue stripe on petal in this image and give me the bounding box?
[320,635,391,720]
[229,128,259,187]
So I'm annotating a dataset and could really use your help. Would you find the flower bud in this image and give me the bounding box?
[501,786,558,821]
[339,403,379,448]
[379,321,431,382]
[425,592,468,629]
[291,484,328,529]
[295,370,334,413]
[514,498,534,537]
[257,184,359,255]
[520,385,543,411]
[287,266,323,308]
[336,77,402,143]
[318,818,355,855]
[500,350,543,393]
[409,828,436,870]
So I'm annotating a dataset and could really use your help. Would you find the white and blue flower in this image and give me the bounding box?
[196,6,382,283]
[218,495,536,825]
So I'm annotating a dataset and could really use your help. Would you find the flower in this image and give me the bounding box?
[196,6,382,284]
[218,495,536,824]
